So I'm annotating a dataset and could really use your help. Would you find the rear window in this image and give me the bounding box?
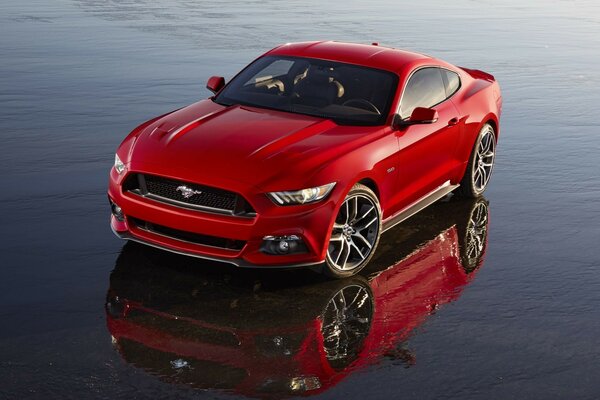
[441,69,461,98]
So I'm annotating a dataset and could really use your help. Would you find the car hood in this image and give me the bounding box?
[127,100,363,190]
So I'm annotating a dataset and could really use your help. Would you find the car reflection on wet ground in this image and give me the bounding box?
[105,197,488,398]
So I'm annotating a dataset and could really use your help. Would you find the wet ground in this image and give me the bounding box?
[1,0,600,398]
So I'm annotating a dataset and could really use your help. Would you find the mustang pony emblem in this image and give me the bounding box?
[176,185,202,199]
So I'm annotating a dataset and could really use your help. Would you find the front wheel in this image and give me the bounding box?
[324,184,382,278]
[457,123,497,198]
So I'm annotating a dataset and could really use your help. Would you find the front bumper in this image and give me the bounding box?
[110,221,323,268]
[108,169,337,268]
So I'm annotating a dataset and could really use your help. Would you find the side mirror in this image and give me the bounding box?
[393,107,439,128]
[206,76,225,94]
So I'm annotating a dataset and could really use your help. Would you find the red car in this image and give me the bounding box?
[106,198,489,397]
[108,41,501,277]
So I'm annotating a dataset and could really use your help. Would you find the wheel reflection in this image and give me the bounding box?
[321,283,373,370]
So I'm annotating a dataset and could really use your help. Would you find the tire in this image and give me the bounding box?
[324,184,382,278]
[456,123,497,198]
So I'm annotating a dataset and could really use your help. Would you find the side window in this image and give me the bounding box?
[400,68,446,119]
[441,69,461,98]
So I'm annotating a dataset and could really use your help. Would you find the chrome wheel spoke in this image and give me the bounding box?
[349,240,366,261]
[340,241,351,269]
[479,170,487,186]
[354,206,375,225]
[355,216,377,231]
[479,165,488,182]
[334,239,347,266]
[474,168,483,186]
[349,196,359,221]
[481,131,492,153]
[343,201,350,224]
[352,232,372,250]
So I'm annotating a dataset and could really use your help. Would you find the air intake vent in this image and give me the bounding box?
[130,218,246,251]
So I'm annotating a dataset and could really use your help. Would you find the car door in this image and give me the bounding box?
[393,67,461,210]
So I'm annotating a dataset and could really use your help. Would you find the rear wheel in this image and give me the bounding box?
[324,184,381,278]
[457,123,496,197]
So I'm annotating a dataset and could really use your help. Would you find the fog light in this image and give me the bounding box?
[278,240,290,253]
[109,199,125,221]
[261,235,308,255]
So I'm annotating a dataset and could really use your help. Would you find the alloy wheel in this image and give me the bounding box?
[472,126,496,193]
[326,194,380,271]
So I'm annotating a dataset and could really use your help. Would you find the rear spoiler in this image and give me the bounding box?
[459,67,495,82]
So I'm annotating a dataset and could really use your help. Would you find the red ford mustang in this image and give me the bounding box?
[108,41,501,277]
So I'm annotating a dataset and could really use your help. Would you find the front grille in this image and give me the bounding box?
[130,217,246,251]
[124,173,255,217]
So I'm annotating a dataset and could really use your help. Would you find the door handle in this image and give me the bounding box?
[448,117,459,126]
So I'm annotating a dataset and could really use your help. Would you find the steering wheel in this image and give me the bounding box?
[342,99,381,114]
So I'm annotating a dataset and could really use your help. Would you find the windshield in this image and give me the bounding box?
[214,56,398,126]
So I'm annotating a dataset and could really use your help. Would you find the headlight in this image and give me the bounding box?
[267,183,335,205]
[114,154,126,174]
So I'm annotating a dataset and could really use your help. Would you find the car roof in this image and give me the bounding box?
[266,41,433,73]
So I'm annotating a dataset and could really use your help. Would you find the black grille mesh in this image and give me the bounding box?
[145,175,236,210]
[124,174,255,215]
